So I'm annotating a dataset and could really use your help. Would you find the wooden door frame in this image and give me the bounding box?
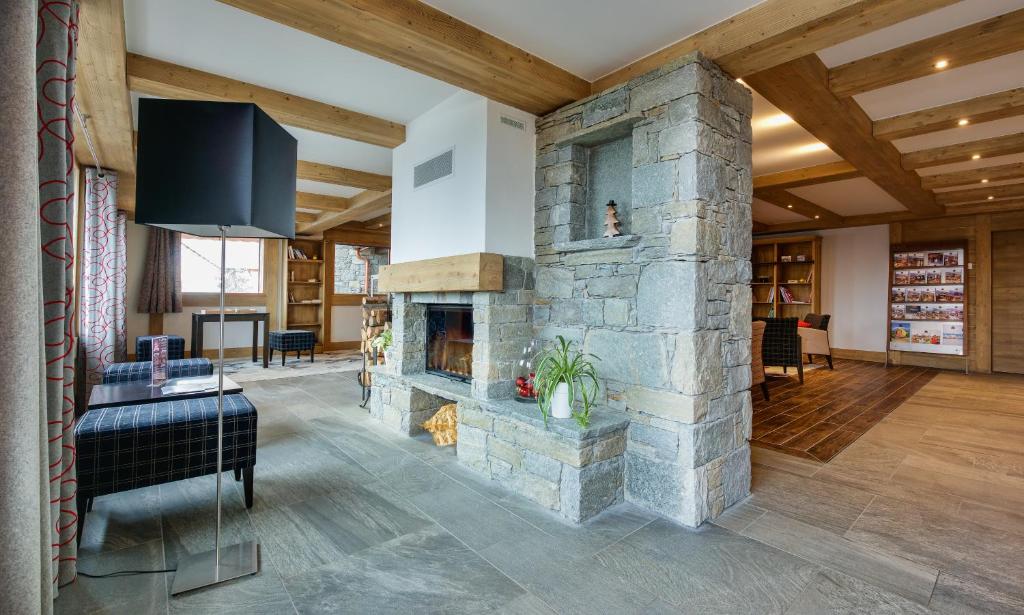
[323,240,381,351]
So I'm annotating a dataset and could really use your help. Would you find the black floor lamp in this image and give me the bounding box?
[134,99,297,594]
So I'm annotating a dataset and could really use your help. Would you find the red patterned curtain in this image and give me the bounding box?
[80,168,126,395]
[38,0,80,593]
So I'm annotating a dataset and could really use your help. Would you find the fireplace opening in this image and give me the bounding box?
[426,304,473,381]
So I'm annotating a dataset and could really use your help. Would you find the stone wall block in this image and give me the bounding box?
[583,87,628,127]
[536,266,575,299]
[629,63,704,112]
[560,456,625,522]
[632,160,677,208]
[636,261,706,330]
[584,275,638,298]
[584,329,671,389]
[669,217,722,257]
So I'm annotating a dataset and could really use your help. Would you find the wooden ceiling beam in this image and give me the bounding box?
[874,88,1024,141]
[126,53,404,148]
[297,190,392,234]
[902,133,1024,170]
[296,160,390,192]
[294,211,319,224]
[936,183,1024,205]
[216,0,589,115]
[754,188,844,225]
[75,0,135,174]
[920,161,1024,189]
[753,161,861,190]
[828,9,1024,98]
[592,0,958,92]
[295,192,350,213]
[753,199,1024,234]
[745,54,942,216]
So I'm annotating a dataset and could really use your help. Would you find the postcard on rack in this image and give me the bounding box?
[943,252,959,267]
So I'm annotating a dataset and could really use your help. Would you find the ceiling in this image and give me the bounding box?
[421,0,762,80]
[113,0,1024,231]
[747,0,1024,225]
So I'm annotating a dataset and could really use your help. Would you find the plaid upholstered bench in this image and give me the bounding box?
[102,358,213,384]
[268,329,316,365]
[74,394,257,543]
[135,334,186,360]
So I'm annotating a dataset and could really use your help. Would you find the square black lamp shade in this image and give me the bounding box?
[135,98,297,239]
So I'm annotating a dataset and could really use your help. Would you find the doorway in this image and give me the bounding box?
[992,230,1024,374]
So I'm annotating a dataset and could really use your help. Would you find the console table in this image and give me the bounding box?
[190,311,270,368]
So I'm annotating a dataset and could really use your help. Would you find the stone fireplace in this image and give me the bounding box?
[370,51,752,528]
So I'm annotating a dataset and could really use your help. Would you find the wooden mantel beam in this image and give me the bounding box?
[216,0,589,115]
[126,54,405,148]
[829,9,1024,98]
[591,0,959,92]
[745,54,942,217]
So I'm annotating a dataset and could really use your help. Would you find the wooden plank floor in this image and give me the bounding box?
[752,359,939,462]
[719,370,1024,613]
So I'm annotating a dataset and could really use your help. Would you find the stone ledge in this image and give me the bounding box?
[554,235,641,254]
[554,112,643,148]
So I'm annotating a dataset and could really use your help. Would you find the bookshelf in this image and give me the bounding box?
[751,235,822,320]
[887,241,967,358]
[286,238,325,345]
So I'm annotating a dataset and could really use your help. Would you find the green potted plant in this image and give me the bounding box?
[534,336,600,428]
[371,327,393,364]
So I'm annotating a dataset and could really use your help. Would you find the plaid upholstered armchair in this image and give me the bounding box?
[760,317,804,384]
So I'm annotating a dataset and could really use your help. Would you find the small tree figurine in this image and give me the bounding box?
[603,200,622,238]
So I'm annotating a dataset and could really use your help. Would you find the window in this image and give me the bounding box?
[333,244,388,295]
[180,234,263,293]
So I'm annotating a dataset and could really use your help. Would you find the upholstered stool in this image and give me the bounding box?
[102,358,213,384]
[74,393,257,543]
[136,335,186,361]
[268,329,316,365]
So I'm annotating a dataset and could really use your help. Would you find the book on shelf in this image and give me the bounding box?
[778,286,796,303]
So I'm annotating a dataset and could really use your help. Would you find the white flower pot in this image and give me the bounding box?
[551,382,572,419]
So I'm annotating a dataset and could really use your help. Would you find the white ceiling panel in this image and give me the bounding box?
[817,0,1024,68]
[752,198,809,224]
[916,152,1024,176]
[892,116,1024,153]
[124,0,457,123]
[422,0,762,80]
[854,51,1024,120]
[789,177,907,216]
[295,181,363,198]
[750,89,839,175]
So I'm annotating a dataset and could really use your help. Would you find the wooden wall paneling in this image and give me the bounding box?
[991,229,1024,373]
[975,215,992,373]
[323,238,335,346]
[147,313,164,336]
[264,238,284,331]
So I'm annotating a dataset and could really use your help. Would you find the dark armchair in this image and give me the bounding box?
[760,317,804,384]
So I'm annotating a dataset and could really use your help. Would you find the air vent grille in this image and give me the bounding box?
[413,148,454,189]
[500,115,526,131]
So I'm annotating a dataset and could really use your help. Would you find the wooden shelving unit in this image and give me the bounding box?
[286,238,325,345]
[751,235,822,320]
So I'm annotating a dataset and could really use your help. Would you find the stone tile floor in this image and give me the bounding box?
[56,370,1023,614]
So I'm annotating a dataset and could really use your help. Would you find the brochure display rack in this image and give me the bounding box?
[888,242,967,361]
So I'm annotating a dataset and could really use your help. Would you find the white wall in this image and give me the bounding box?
[391,91,488,263]
[760,225,890,353]
[126,222,269,354]
[330,306,362,343]
[485,100,535,259]
[818,225,890,352]
[390,91,535,263]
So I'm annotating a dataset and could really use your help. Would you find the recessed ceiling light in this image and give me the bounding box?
[971,154,981,160]
[735,78,746,84]
[957,118,969,126]
[814,215,820,219]
[934,59,949,69]
[786,204,793,209]
[988,195,995,200]
[981,179,989,183]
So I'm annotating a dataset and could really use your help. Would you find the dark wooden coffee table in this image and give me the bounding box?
[87,375,243,410]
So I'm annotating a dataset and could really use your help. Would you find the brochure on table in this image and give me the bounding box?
[888,245,966,356]
[151,335,169,386]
